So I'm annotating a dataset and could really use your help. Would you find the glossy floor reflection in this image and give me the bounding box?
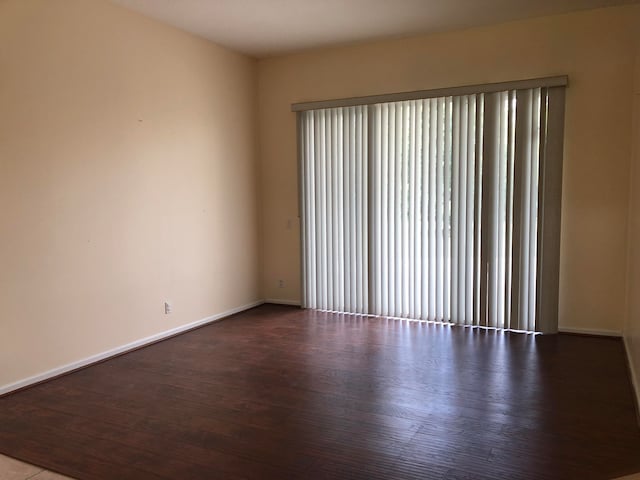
[1,304,639,479]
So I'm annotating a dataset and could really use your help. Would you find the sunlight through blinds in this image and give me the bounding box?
[299,84,565,333]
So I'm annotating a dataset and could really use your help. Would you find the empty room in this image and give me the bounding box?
[1,0,640,479]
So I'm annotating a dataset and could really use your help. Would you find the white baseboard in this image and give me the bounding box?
[558,327,622,337]
[623,335,640,425]
[0,300,265,396]
[264,298,301,306]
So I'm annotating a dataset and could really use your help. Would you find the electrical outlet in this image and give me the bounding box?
[164,302,172,314]
[278,280,284,288]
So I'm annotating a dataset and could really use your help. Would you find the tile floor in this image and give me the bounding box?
[0,454,73,480]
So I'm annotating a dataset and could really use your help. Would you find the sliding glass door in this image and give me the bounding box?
[298,81,565,333]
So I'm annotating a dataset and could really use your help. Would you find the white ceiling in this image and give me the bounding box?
[111,0,639,58]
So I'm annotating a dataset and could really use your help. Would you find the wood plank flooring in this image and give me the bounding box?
[1,304,639,479]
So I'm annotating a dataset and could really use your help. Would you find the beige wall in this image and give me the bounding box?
[624,13,640,407]
[258,5,639,333]
[0,0,260,388]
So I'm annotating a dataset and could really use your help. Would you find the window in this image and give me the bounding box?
[297,78,566,333]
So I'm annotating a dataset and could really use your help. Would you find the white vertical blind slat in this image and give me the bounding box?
[342,109,351,313]
[465,96,476,325]
[421,100,430,319]
[443,98,453,323]
[409,101,418,319]
[497,92,508,328]
[361,106,369,313]
[473,94,486,325]
[398,103,405,316]
[389,104,396,315]
[330,110,338,310]
[529,90,541,332]
[436,98,444,320]
[428,99,437,320]
[309,113,316,308]
[318,111,327,310]
[505,92,516,329]
[355,107,364,313]
[394,104,402,315]
[381,104,389,316]
[372,106,382,315]
[521,90,533,330]
[415,101,424,319]
[451,97,461,324]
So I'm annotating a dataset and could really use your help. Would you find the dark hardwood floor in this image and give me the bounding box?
[1,304,639,479]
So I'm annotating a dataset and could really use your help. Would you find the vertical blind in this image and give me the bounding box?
[298,81,565,333]
[300,106,369,314]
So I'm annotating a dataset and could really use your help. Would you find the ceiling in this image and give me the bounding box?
[111,0,639,58]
